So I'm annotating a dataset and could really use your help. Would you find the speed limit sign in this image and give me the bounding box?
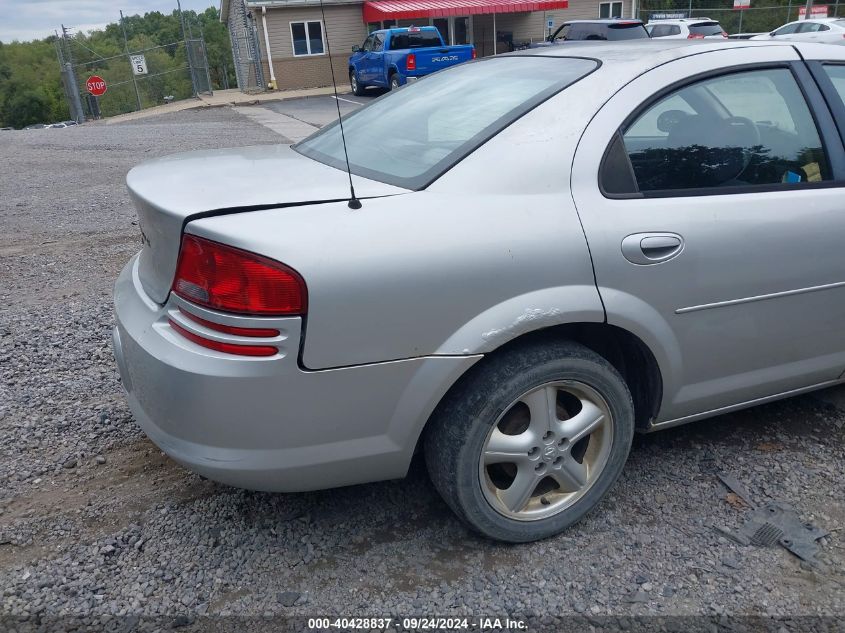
[130,54,148,76]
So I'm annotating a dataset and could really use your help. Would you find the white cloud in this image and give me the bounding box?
[0,0,219,43]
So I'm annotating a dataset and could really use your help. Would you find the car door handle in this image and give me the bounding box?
[621,233,684,265]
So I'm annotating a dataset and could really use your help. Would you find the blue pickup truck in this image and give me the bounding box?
[349,26,476,94]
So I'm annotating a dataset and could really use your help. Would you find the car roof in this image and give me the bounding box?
[649,17,719,23]
[563,19,644,24]
[377,26,438,33]
[516,39,807,71]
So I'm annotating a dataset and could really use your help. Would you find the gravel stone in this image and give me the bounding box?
[277,591,301,607]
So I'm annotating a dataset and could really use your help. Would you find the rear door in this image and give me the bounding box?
[571,46,845,423]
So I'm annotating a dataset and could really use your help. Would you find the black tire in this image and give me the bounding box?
[350,70,365,96]
[424,339,634,543]
[389,73,401,91]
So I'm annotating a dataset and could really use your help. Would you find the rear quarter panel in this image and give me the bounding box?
[188,65,615,370]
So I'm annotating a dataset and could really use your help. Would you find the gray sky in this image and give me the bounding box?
[0,0,220,43]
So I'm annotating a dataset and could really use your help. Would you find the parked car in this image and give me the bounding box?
[646,17,728,39]
[24,123,47,130]
[115,40,845,543]
[531,19,649,47]
[48,122,67,129]
[349,26,475,94]
[62,120,79,127]
[751,18,845,44]
[0,127,12,131]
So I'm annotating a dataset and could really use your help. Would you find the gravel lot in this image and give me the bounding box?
[1,105,845,632]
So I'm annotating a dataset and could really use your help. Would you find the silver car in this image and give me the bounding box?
[114,41,845,542]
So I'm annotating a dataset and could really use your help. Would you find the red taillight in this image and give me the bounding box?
[406,53,416,71]
[171,235,307,316]
[688,33,705,39]
[722,31,728,38]
[168,319,277,357]
[471,48,477,59]
[180,309,280,338]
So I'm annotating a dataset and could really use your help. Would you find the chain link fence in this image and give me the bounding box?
[639,0,843,35]
[54,8,213,122]
[225,0,265,93]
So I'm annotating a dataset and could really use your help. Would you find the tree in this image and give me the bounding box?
[2,89,51,128]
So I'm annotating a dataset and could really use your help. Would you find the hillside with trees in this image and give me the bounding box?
[0,7,234,129]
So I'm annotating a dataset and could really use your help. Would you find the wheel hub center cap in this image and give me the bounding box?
[542,445,557,462]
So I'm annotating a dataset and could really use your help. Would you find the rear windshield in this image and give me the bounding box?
[608,23,650,39]
[689,22,724,35]
[390,32,442,48]
[294,57,598,189]
[566,22,648,40]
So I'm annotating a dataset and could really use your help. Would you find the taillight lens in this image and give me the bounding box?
[406,53,416,71]
[171,235,307,316]
[471,48,477,59]
[688,33,705,39]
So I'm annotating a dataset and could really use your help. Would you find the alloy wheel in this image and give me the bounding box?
[478,380,613,521]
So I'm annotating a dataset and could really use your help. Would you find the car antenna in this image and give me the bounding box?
[317,0,362,209]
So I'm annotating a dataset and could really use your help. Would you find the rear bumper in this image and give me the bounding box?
[113,254,478,492]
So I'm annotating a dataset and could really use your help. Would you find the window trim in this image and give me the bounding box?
[806,61,845,151]
[289,20,326,57]
[598,61,845,199]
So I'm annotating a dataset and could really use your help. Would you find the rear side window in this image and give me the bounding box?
[823,64,845,103]
[689,22,724,36]
[295,57,598,189]
[390,31,442,48]
[607,68,831,195]
[774,23,800,35]
[649,24,681,37]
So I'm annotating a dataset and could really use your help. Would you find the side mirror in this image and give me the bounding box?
[769,31,776,36]
[352,44,360,52]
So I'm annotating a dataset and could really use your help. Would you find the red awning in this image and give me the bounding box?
[363,0,568,22]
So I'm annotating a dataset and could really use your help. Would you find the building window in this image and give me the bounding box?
[290,21,325,56]
[599,1,623,18]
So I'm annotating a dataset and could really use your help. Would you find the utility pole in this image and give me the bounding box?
[120,10,143,112]
[804,0,814,19]
[61,25,74,66]
[176,0,197,96]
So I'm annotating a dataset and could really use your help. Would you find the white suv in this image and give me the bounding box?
[751,18,845,44]
[646,18,728,39]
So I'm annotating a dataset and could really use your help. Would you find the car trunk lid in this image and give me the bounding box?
[127,144,405,304]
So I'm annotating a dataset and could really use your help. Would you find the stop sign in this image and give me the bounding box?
[86,75,107,97]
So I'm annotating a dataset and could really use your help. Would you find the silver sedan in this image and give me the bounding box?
[114,40,845,542]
